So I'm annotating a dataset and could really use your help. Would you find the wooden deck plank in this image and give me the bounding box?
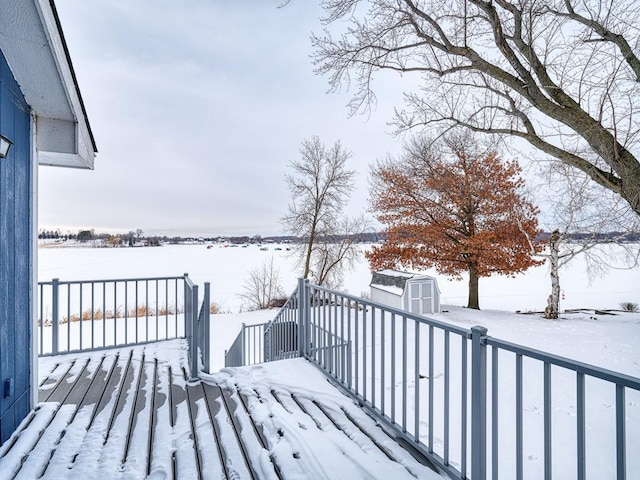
[36,355,112,478]
[218,385,267,480]
[148,358,173,479]
[0,341,443,480]
[185,378,227,480]
[12,356,110,479]
[64,350,132,475]
[203,383,258,480]
[121,353,153,478]
[38,360,77,403]
[199,382,231,479]
[168,366,200,478]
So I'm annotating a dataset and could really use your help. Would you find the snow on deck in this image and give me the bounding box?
[0,340,443,479]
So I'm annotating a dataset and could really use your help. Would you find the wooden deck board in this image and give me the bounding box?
[0,340,442,479]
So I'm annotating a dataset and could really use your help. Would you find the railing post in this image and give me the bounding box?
[183,273,189,331]
[471,325,488,480]
[202,282,210,374]
[301,279,311,358]
[298,278,306,358]
[51,278,59,355]
[241,322,246,365]
[189,285,199,381]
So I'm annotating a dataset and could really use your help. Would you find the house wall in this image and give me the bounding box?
[0,49,32,445]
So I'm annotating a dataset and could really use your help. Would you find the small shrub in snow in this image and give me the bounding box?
[239,258,285,311]
[619,301,639,312]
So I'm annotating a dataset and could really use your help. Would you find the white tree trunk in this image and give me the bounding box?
[545,230,561,319]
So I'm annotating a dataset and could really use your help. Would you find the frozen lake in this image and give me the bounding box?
[38,243,639,313]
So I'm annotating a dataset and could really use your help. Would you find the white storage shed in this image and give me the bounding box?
[370,270,441,315]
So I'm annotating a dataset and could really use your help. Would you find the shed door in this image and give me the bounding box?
[409,281,434,315]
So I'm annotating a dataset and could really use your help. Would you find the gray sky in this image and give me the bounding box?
[38,1,406,237]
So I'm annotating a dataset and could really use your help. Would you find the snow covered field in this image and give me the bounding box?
[37,243,640,479]
[37,242,640,372]
[39,243,640,313]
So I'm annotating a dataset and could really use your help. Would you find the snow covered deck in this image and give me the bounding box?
[0,340,442,479]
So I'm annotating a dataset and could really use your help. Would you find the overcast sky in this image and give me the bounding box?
[38,1,407,237]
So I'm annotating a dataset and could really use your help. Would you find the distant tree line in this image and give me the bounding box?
[38,229,640,245]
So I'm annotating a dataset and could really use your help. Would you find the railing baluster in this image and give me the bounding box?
[415,320,420,441]
[340,295,345,382]
[135,280,139,344]
[461,336,468,478]
[403,314,407,433]
[544,362,551,480]
[175,278,178,336]
[363,305,367,402]
[391,312,396,424]
[347,301,352,389]
[90,282,95,350]
[124,280,128,345]
[577,372,586,480]
[381,308,386,416]
[164,279,169,340]
[39,283,44,355]
[66,285,70,352]
[444,330,450,465]
[79,283,83,351]
[492,346,499,480]
[516,353,523,480]
[372,306,376,407]
[616,384,625,480]
[113,280,118,345]
[51,278,59,355]
[102,282,106,348]
[355,303,359,397]
[429,324,434,452]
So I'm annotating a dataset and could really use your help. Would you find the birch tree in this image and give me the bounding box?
[311,0,640,217]
[536,164,640,318]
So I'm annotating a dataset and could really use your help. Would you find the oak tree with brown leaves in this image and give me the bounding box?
[368,135,543,309]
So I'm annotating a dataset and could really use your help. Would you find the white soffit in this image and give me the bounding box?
[0,0,97,169]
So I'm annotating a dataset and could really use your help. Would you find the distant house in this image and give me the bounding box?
[0,0,96,444]
[370,270,441,315]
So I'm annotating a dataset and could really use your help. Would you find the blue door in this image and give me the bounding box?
[0,49,32,445]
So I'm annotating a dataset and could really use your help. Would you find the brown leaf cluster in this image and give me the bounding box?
[367,137,544,279]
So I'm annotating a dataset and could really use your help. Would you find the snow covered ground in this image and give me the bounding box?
[36,243,640,479]
[38,243,640,313]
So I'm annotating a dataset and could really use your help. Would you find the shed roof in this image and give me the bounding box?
[0,0,96,169]
[370,270,438,296]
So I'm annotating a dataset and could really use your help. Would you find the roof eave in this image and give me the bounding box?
[0,0,97,169]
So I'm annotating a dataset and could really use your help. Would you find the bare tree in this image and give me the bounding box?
[311,215,370,288]
[239,258,285,311]
[533,164,640,318]
[311,1,640,216]
[282,136,368,287]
